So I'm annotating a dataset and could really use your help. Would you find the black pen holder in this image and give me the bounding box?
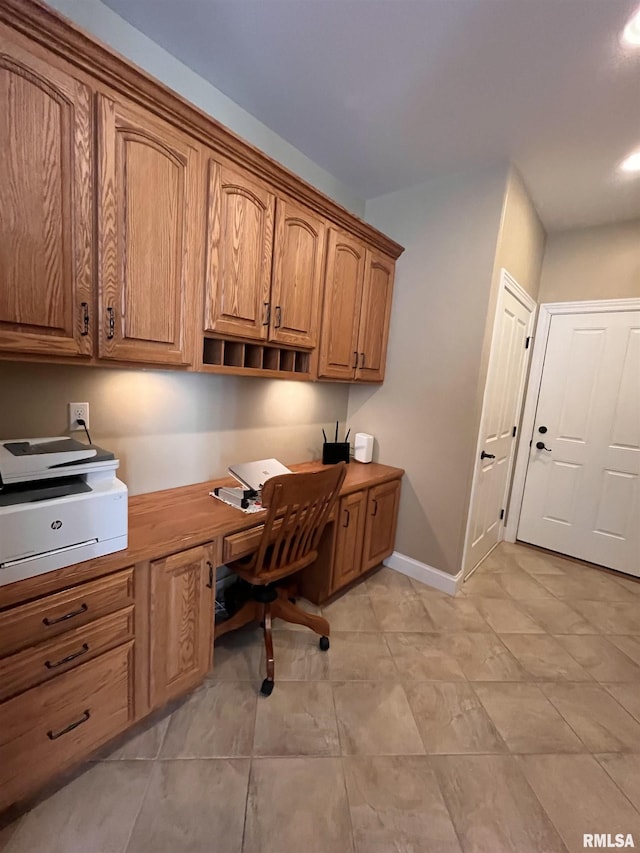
[322,441,350,465]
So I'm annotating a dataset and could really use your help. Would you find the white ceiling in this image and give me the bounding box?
[101,0,640,231]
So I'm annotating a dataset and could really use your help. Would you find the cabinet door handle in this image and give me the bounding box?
[342,508,350,527]
[353,351,358,369]
[106,306,115,339]
[263,302,271,326]
[80,302,90,336]
[43,603,88,626]
[206,561,214,588]
[47,709,91,741]
[275,306,282,329]
[45,643,89,670]
[371,499,378,517]
[360,352,365,368]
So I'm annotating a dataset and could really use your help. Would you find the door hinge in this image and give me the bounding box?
[525,336,531,349]
[512,425,517,438]
[500,508,505,520]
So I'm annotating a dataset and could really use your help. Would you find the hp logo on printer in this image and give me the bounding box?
[51,520,63,530]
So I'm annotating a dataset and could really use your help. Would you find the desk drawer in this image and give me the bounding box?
[0,642,133,811]
[0,568,134,656]
[0,606,134,702]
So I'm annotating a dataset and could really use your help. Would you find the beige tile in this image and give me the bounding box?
[494,570,555,600]
[272,596,323,632]
[460,574,510,598]
[0,822,20,853]
[519,754,640,853]
[596,753,640,811]
[243,757,354,853]
[432,755,566,853]
[270,630,330,680]
[420,593,491,632]
[512,547,567,576]
[613,575,640,596]
[370,593,434,631]
[322,594,381,631]
[475,546,519,573]
[499,634,593,681]
[609,635,640,666]
[210,625,262,681]
[253,681,339,756]
[447,632,529,681]
[385,632,467,682]
[328,631,398,681]
[554,635,640,682]
[536,572,636,602]
[343,756,462,853]
[473,597,546,633]
[474,683,584,754]
[101,714,170,760]
[543,682,640,752]
[517,597,598,634]
[365,566,416,597]
[332,681,425,755]
[604,683,640,723]
[6,762,152,853]
[570,600,640,635]
[160,681,256,758]
[127,759,249,853]
[405,682,506,754]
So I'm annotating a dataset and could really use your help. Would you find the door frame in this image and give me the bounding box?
[461,268,537,577]
[505,297,640,543]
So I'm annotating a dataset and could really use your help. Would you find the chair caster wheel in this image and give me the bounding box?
[319,636,330,651]
[260,679,274,696]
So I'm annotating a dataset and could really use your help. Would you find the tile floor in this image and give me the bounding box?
[3,542,640,853]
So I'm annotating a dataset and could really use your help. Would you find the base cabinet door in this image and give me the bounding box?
[0,26,93,359]
[149,544,214,708]
[331,490,367,591]
[362,480,401,572]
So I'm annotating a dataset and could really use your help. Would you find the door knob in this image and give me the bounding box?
[480,451,496,460]
[535,441,552,451]
[538,425,548,434]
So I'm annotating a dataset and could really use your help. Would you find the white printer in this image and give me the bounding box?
[0,437,127,587]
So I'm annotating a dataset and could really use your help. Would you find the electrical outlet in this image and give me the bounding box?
[69,402,90,432]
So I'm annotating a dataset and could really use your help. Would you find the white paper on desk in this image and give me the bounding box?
[209,491,264,513]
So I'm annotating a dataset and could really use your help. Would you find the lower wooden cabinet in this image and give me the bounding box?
[149,543,215,708]
[363,479,401,572]
[332,490,367,590]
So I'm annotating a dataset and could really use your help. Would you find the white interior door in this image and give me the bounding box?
[463,273,536,575]
[518,310,640,576]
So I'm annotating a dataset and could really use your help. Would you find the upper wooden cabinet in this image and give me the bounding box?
[204,160,275,340]
[318,231,395,382]
[97,96,198,365]
[0,27,93,359]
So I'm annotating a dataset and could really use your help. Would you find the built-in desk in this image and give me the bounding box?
[0,460,403,814]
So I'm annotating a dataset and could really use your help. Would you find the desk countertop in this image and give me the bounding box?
[0,460,404,609]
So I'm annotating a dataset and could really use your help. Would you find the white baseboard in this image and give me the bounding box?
[383,551,463,596]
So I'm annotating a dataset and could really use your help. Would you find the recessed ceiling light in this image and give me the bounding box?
[620,150,640,172]
[622,6,640,45]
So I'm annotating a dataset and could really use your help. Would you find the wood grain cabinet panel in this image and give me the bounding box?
[270,198,325,348]
[356,249,395,382]
[204,159,275,340]
[149,544,214,708]
[97,95,198,365]
[362,479,401,572]
[0,25,92,358]
[318,229,366,380]
[332,490,367,592]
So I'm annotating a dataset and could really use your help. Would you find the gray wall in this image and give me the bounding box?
[539,219,640,303]
[348,167,509,575]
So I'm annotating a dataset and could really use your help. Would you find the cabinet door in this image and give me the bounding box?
[204,160,275,340]
[317,229,365,380]
[362,480,401,572]
[332,490,367,592]
[149,545,214,708]
[356,250,395,382]
[0,29,92,358]
[270,197,325,348]
[97,96,197,365]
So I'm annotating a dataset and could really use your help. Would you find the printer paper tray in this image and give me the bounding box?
[0,538,99,570]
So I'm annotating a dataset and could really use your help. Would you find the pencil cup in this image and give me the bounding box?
[322,442,350,464]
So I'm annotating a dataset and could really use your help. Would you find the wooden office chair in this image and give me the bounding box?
[215,463,346,696]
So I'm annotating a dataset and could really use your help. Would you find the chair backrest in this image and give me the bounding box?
[248,463,347,582]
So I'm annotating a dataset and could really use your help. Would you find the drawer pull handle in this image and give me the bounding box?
[45,643,89,670]
[47,709,91,740]
[43,603,88,626]
[343,508,350,528]
[371,499,378,517]
[206,561,214,589]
